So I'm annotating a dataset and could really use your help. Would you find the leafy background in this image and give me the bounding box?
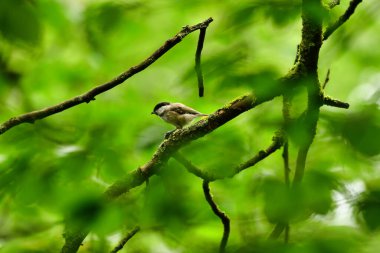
[0,0,379,252]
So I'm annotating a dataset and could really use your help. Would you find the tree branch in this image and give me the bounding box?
[290,0,324,185]
[202,180,230,253]
[0,17,214,135]
[110,226,140,253]
[323,0,363,41]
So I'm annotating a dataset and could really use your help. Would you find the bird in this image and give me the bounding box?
[152,102,208,129]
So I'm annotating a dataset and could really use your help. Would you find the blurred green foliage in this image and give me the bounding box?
[0,0,379,252]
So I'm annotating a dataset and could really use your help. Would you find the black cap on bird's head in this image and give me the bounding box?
[152,102,170,115]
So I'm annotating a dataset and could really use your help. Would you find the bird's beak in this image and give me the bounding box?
[151,112,155,115]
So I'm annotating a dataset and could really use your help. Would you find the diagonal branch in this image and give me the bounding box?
[0,17,214,136]
[202,180,230,253]
[323,0,363,41]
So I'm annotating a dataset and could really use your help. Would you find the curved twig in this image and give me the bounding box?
[195,27,207,97]
[202,180,230,253]
[0,18,214,136]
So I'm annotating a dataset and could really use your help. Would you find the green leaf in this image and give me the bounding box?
[0,0,41,46]
[324,104,380,156]
[262,177,308,223]
[356,189,380,231]
[303,170,336,215]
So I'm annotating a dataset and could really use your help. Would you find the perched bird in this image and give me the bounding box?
[152,102,208,129]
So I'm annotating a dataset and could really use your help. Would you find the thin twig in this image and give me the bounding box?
[0,18,214,135]
[323,96,350,109]
[202,180,230,253]
[322,68,330,89]
[195,28,207,97]
[110,226,140,253]
[294,44,300,64]
[234,132,284,175]
[323,0,363,40]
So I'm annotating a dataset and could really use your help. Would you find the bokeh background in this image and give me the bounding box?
[0,0,379,252]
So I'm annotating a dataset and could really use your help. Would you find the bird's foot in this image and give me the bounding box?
[164,130,176,139]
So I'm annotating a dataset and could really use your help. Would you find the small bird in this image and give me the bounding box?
[152,102,208,129]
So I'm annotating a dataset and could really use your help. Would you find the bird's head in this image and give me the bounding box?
[152,102,170,115]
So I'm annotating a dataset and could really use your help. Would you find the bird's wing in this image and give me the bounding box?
[171,103,202,115]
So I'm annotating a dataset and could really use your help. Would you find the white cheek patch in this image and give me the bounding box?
[156,105,170,116]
